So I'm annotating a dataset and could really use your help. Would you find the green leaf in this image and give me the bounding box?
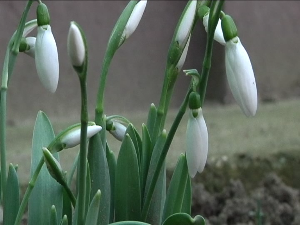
[140,124,152,195]
[115,134,141,221]
[85,190,101,225]
[146,103,157,140]
[126,124,141,165]
[85,162,91,217]
[106,144,117,223]
[162,213,205,225]
[88,133,110,224]
[162,154,189,221]
[3,164,19,225]
[50,205,58,225]
[109,222,150,225]
[145,162,166,225]
[28,111,63,225]
[60,215,68,225]
[62,189,72,225]
[181,175,192,215]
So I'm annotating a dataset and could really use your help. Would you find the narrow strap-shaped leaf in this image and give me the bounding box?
[162,154,189,221]
[62,189,72,225]
[87,133,110,224]
[145,162,166,225]
[162,213,205,225]
[50,205,58,225]
[60,215,68,225]
[85,190,101,225]
[181,174,192,215]
[146,103,157,140]
[109,222,150,225]
[115,134,141,221]
[85,162,91,217]
[140,124,152,196]
[125,124,141,166]
[3,164,19,225]
[28,111,63,225]
[143,131,167,203]
[106,144,117,223]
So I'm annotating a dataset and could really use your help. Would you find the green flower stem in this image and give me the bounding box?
[76,76,89,225]
[14,158,44,225]
[199,0,224,106]
[0,0,33,202]
[141,86,192,221]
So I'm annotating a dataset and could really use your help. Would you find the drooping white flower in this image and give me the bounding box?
[122,0,147,40]
[186,108,208,178]
[109,122,127,141]
[176,0,197,48]
[61,124,102,149]
[225,37,257,117]
[202,13,225,45]
[176,35,190,71]
[35,25,59,93]
[24,37,36,58]
[67,22,85,67]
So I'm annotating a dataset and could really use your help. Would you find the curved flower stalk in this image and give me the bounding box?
[109,121,127,141]
[67,22,85,67]
[202,12,225,45]
[35,3,59,93]
[222,15,257,117]
[122,0,147,41]
[186,108,208,178]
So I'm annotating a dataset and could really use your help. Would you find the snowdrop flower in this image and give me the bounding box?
[24,37,36,58]
[35,3,59,93]
[67,22,85,67]
[109,122,127,141]
[175,0,196,48]
[122,0,147,41]
[176,36,190,71]
[186,108,208,178]
[225,37,257,116]
[61,124,102,149]
[202,13,225,45]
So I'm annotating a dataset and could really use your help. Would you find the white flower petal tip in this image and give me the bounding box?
[109,122,127,141]
[176,1,196,48]
[35,25,59,93]
[186,108,208,178]
[24,37,36,58]
[225,37,257,117]
[203,13,226,45]
[67,22,85,67]
[176,36,190,71]
[123,0,147,40]
[62,125,102,149]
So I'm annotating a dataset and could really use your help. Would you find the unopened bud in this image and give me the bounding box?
[67,22,85,67]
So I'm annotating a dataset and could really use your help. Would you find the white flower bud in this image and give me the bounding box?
[67,22,85,67]
[122,0,147,40]
[176,0,196,48]
[225,37,257,117]
[24,37,36,58]
[61,124,102,149]
[203,13,226,45]
[35,25,59,93]
[109,122,127,141]
[176,35,190,72]
[186,108,208,178]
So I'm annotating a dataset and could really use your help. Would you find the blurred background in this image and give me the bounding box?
[0,1,299,122]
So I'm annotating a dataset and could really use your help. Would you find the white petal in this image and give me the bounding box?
[176,35,190,71]
[24,37,36,58]
[62,125,102,149]
[186,108,209,177]
[203,13,225,45]
[176,0,196,48]
[109,122,127,141]
[35,25,59,93]
[225,37,257,117]
[67,22,85,67]
[123,0,147,39]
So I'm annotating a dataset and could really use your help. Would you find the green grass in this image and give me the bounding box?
[6,99,300,184]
